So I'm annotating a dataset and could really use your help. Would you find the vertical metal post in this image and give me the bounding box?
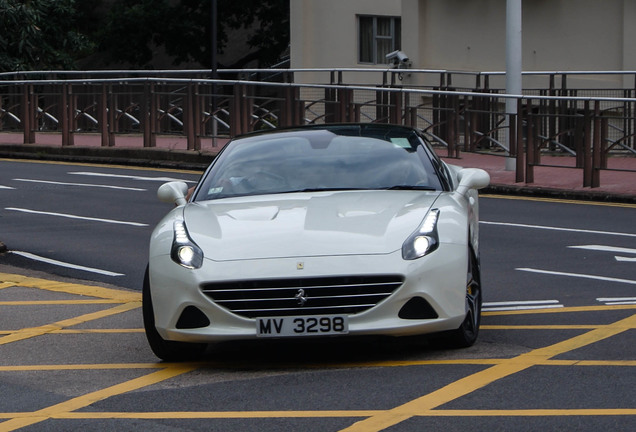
[61,83,70,147]
[22,83,34,144]
[142,82,152,148]
[185,82,195,150]
[525,106,535,184]
[516,99,525,182]
[591,101,601,188]
[100,83,110,147]
[505,0,522,169]
[583,101,592,187]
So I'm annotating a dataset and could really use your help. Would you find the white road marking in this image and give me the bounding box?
[615,256,636,262]
[517,267,636,285]
[69,171,197,183]
[481,221,636,238]
[0,185,14,189]
[597,297,636,305]
[568,245,636,262]
[11,251,124,277]
[483,300,563,311]
[569,245,636,254]
[14,178,146,191]
[5,207,148,227]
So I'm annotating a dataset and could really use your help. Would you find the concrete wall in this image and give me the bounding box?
[291,0,636,88]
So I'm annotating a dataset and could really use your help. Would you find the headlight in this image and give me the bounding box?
[170,220,204,269]
[402,209,440,260]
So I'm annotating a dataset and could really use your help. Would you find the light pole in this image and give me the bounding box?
[211,0,218,145]
[505,0,522,169]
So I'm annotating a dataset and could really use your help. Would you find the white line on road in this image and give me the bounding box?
[568,244,636,262]
[11,251,124,277]
[597,297,636,305]
[568,245,636,254]
[615,256,636,262]
[69,172,197,183]
[517,267,636,285]
[14,178,146,191]
[5,207,148,227]
[0,185,14,189]
[483,300,563,311]
[481,221,636,238]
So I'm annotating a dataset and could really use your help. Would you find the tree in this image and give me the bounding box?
[0,0,94,72]
[97,0,290,69]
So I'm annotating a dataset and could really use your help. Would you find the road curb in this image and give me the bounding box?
[484,184,636,204]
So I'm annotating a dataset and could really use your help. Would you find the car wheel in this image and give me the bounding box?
[439,248,482,348]
[142,266,206,361]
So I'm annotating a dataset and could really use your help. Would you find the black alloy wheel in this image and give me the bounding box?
[439,248,482,348]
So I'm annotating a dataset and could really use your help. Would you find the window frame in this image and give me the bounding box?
[358,15,402,65]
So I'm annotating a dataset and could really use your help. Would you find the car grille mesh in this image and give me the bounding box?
[200,275,404,318]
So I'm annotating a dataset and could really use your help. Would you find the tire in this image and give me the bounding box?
[438,248,482,348]
[142,266,206,361]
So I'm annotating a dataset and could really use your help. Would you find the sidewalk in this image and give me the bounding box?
[438,150,636,203]
[0,131,635,203]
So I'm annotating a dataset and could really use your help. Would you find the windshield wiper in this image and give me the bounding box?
[383,185,438,191]
[283,187,371,193]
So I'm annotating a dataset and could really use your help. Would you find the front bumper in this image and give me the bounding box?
[148,244,468,343]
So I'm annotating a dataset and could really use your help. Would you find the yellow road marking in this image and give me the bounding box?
[2,408,635,421]
[51,328,144,334]
[0,283,15,290]
[1,271,635,428]
[33,408,634,419]
[340,313,636,431]
[481,324,599,330]
[0,365,197,431]
[0,300,123,305]
[0,157,203,174]
[481,194,636,208]
[0,302,140,346]
[1,357,633,374]
[484,304,636,316]
[0,363,165,372]
[0,272,140,302]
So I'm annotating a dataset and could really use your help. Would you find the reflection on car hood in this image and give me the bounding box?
[184,190,440,261]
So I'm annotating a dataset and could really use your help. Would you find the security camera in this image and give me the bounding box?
[385,50,409,65]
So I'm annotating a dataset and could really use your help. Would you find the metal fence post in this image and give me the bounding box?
[516,99,526,183]
[22,83,35,144]
[583,100,592,187]
[61,83,70,146]
[592,101,601,188]
[526,101,535,184]
[100,83,110,147]
[184,82,195,150]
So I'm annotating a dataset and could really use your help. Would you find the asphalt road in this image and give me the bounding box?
[0,159,202,290]
[1,159,635,431]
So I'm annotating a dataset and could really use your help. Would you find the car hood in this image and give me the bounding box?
[184,190,440,261]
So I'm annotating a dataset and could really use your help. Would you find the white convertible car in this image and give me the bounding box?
[144,124,490,360]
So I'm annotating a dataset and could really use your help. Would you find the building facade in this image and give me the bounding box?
[290,0,636,88]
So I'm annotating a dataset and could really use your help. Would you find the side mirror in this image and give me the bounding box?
[158,181,189,206]
[455,168,490,196]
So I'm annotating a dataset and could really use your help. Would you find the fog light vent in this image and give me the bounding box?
[398,297,439,320]
[176,306,210,329]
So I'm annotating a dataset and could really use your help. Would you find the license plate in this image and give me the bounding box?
[256,315,349,338]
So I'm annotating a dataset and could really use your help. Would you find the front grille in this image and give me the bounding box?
[200,275,404,318]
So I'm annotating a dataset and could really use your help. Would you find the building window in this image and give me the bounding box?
[359,15,401,64]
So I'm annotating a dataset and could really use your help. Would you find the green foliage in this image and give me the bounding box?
[0,0,95,71]
[98,0,290,68]
[0,0,289,71]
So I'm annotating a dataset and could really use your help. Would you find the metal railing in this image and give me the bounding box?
[1,69,635,189]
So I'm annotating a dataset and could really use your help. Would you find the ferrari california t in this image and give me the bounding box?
[143,124,490,360]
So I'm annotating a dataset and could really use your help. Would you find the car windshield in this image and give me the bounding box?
[195,128,445,201]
